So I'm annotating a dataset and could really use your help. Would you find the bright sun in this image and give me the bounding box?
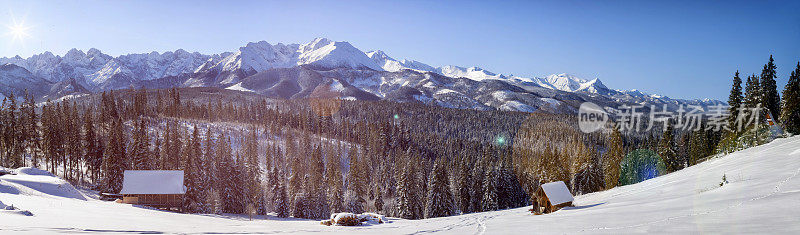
[8,22,30,41]
[5,16,31,43]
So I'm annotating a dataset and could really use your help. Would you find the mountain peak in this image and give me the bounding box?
[300,37,334,53]
[64,48,86,60]
[366,50,393,61]
[87,48,104,57]
[297,39,382,71]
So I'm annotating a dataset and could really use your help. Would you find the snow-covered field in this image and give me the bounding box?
[2,136,800,234]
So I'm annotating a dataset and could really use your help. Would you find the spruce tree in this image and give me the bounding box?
[22,90,39,168]
[396,148,422,219]
[745,75,762,108]
[658,120,680,172]
[410,155,425,219]
[102,118,127,193]
[760,55,780,118]
[728,71,744,132]
[243,129,261,209]
[688,123,709,166]
[457,158,472,213]
[3,93,22,168]
[305,145,328,219]
[130,119,151,170]
[781,62,800,134]
[100,92,126,193]
[183,126,203,212]
[424,158,455,218]
[202,128,216,191]
[216,134,237,213]
[470,163,485,212]
[346,146,364,200]
[83,109,102,183]
[481,162,499,212]
[604,125,625,189]
[231,152,247,214]
[397,159,414,218]
[275,173,289,218]
[325,150,344,214]
[167,123,183,169]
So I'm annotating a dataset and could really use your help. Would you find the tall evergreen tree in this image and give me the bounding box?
[130,119,151,170]
[183,125,204,212]
[215,134,238,213]
[396,148,423,219]
[304,144,328,219]
[21,90,39,168]
[728,71,744,131]
[658,120,680,172]
[346,145,365,200]
[604,125,625,189]
[230,151,246,214]
[275,175,289,218]
[760,55,781,117]
[781,62,800,134]
[470,148,488,211]
[745,74,762,108]
[202,128,216,191]
[456,157,473,213]
[481,161,499,212]
[166,123,183,169]
[325,148,344,214]
[83,108,103,183]
[3,93,23,168]
[424,158,455,218]
[688,123,709,166]
[100,92,127,193]
[243,129,261,208]
[102,118,127,193]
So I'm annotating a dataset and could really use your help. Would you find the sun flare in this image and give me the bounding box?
[9,23,30,41]
[5,17,31,42]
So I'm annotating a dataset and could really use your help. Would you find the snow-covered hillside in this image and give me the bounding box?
[2,136,799,234]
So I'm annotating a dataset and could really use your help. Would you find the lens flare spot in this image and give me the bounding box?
[495,135,506,146]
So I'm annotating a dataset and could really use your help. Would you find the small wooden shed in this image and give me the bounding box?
[119,170,186,210]
[531,181,574,214]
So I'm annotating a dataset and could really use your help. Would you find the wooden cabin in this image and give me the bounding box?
[531,181,574,214]
[119,170,186,211]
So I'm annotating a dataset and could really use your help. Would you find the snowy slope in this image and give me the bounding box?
[3,136,800,233]
[436,65,507,81]
[366,50,436,72]
[0,64,53,98]
[297,38,383,71]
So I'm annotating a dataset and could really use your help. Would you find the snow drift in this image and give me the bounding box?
[0,167,86,200]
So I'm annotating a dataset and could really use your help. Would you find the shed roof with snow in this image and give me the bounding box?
[119,170,185,195]
[540,181,574,205]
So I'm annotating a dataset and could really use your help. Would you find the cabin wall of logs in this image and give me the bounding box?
[122,194,183,208]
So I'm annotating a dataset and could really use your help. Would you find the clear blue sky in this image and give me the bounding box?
[1,0,798,100]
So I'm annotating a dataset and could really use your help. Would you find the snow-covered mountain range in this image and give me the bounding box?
[0,38,723,112]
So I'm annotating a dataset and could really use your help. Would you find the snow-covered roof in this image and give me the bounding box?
[119,170,185,195]
[540,181,574,205]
